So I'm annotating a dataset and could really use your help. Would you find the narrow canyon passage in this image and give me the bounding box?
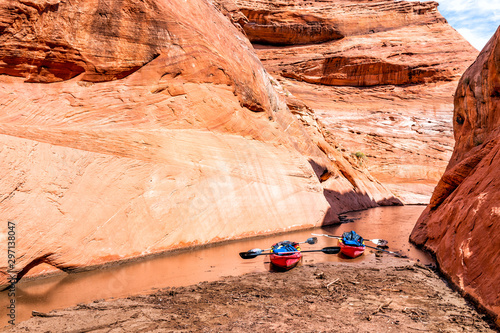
[1,0,497,329]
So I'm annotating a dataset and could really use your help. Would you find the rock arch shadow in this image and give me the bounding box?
[12,254,74,286]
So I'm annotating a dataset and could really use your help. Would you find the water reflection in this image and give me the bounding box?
[0,205,431,326]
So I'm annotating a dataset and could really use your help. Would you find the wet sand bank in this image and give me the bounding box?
[3,256,497,332]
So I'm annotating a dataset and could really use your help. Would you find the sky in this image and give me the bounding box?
[435,0,499,51]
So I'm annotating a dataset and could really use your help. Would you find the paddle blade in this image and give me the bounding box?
[321,246,341,254]
[239,248,262,259]
[392,251,408,258]
[306,237,318,245]
[239,252,258,259]
[371,239,389,247]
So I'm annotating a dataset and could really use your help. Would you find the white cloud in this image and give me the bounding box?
[456,27,491,50]
[435,0,499,50]
[407,0,499,50]
[438,0,500,15]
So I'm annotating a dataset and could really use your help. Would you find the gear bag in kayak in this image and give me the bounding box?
[341,231,364,247]
[271,241,300,254]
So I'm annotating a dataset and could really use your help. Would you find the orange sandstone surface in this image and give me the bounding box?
[216,0,478,203]
[0,0,398,285]
[411,27,500,325]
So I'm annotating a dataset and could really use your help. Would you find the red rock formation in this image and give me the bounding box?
[216,0,445,45]
[216,0,478,203]
[0,0,398,286]
[411,27,500,325]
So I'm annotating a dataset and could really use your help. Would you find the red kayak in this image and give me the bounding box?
[270,241,302,270]
[338,238,365,258]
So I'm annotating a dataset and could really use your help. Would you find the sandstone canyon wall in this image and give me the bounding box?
[216,0,478,203]
[0,0,399,285]
[411,27,500,325]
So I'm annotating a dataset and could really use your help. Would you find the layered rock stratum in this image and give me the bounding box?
[411,27,500,325]
[0,0,399,285]
[216,0,478,203]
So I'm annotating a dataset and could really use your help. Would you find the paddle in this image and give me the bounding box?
[300,237,318,245]
[364,244,407,258]
[311,233,388,247]
[248,237,318,254]
[239,246,341,259]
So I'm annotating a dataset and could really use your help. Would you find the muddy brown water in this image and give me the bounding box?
[1,205,432,326]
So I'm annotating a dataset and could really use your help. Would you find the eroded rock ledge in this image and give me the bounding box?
[215,0,477,203]
[215,0,444,45]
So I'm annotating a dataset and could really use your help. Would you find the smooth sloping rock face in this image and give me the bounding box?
[0,0,399,285]
[411,27,500,325]
[216,0,478,203]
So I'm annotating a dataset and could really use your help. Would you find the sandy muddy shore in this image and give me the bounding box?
[3,256,497,333]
